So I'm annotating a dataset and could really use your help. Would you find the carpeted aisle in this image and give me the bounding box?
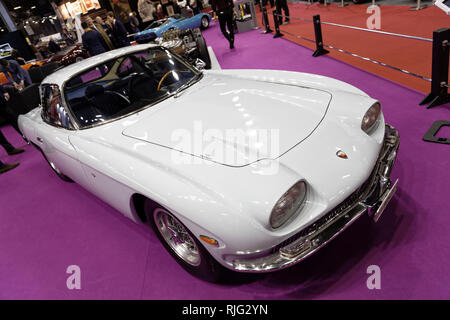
[255,4,450,93]
[0,23,449,299]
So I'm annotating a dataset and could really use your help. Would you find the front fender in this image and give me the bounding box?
[69,125,308,265]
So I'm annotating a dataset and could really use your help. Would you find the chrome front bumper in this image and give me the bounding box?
[232,124,400,272]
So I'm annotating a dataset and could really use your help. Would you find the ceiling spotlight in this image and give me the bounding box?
[14,6,21,10]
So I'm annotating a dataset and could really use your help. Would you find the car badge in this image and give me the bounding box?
[336,150,348,159]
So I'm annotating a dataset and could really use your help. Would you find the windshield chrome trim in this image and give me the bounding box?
[40,83,77,131]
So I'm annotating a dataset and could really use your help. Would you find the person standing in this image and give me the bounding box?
[0,59,32,91]
[81,22,108,56]
[48,37,61,53]
[275,0,290,25]
[156,4,164,20]
[211,0,235,49]
[10,49,26,65]
[129,12,140,33]
[89,16,115,50]
[0,84,21,135]
[106,12,130,48]
[95,16,115,49]
[138,0,155,28]
[189,0,200,15]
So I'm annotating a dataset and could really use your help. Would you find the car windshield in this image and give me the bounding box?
[63,47,199,129]
[146,19,169,30]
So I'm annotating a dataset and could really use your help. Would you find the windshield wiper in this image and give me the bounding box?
[173,73,202,98]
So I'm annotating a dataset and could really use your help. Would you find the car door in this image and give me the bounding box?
[36,84,86,184]
[175,17,190,31]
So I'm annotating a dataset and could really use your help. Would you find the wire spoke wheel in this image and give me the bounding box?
[154,208,201,266]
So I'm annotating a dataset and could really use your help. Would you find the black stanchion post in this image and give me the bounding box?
[272,10,283,38]
[312,15,329,57]
[420,28,450,109]
[262,7,273,34]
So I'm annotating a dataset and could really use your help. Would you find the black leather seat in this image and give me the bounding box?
[128,74,159,102]
[85,84,129,117]
[69,97,102,125]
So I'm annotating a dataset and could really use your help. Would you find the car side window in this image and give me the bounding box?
[118,57,134,74]
[41,84,73,129]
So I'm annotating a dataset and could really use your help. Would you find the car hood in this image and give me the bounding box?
[122,75,331,166]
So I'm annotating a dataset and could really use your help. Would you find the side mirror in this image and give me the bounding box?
[194,58,206,71]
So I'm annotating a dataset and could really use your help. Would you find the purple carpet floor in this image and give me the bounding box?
[1,24,449,299]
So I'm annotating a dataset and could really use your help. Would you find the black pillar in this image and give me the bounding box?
[312,15,329,57]
[420,28,450,109]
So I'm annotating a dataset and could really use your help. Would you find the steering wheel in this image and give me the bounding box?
[157,70,178,91]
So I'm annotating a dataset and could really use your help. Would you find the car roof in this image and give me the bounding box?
[42,43,158,87]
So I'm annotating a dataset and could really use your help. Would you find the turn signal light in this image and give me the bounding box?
[200,235,219,246]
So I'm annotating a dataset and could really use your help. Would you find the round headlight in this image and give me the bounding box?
[361,102,381,134]
[270,180,307,229]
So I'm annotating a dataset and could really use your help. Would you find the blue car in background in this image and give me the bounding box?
[130,13,212,44]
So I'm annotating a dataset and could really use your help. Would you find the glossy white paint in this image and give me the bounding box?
[122,75,331,166]
[18,48,386,270]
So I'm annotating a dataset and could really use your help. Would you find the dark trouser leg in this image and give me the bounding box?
[282,0,290,22]
[0,88,21,136]
[0,107,20,136]
[0,129,14,153]
[218,13,231,42]
[275,0,282,25]
[225,10,234,42]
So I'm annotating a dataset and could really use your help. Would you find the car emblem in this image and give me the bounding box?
[336,150,348,159]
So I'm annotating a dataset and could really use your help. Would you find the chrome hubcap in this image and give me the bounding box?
[154,208,201,266]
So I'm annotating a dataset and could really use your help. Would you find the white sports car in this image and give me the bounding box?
[18,44,399,281]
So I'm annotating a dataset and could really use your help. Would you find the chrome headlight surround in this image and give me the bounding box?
[361,102,381,134]
[270,180,307,229]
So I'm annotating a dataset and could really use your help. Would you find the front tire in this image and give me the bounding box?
[200,16,209,30]
[195,36,211,69]
[145,201,225,282]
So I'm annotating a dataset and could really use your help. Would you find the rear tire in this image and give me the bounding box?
[195,36,211,70]
[145,201,225,282]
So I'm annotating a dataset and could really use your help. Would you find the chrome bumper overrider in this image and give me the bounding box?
[232,124,400,272]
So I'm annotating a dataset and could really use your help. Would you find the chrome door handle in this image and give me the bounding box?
[37,137,43,143]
